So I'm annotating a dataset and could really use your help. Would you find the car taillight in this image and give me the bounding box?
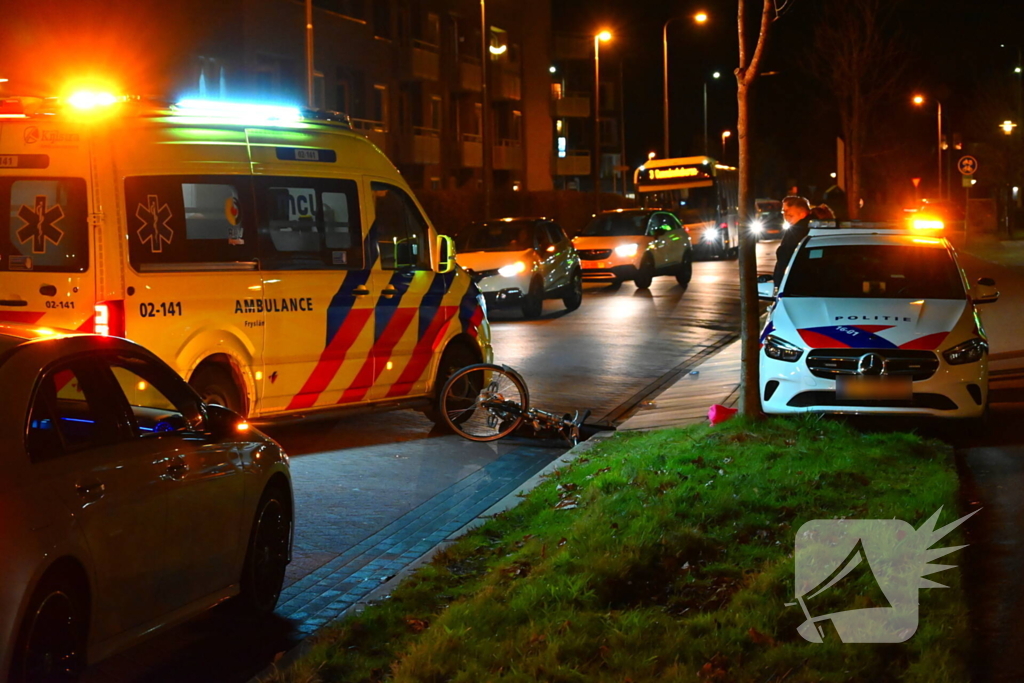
[94,300,125,337]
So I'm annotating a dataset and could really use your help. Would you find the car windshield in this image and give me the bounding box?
[783,244,965,299]
[581,213,648,237]
[455,221,534,252]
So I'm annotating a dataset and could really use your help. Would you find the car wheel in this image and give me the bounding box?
[633,257,655,289]
[675,254,693,287]
[11,574,88,683]
[562,270,583,311]
[424,343,479,428]
[521,277,544,318]
[238,483,292,614]
[728,245,740,260]
[190,364,245,416]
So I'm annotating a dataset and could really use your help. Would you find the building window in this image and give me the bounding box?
[512,110,522,142]
[372,84,389,129]
[424,12,440,46]
[373,0,392,39]
[430,177,441,190]
[430,96,442,131]
[336,78,350,114]
[314,71,325,109]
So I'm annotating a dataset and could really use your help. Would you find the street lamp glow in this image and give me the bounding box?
[695,12,708,23]
[648,151,657,160]
[721,130,732,139]
[912,95,925,106]
[597,30,612,42]
[1016,67,1022,74]
[712,71,721,79]
[549,66,556,74]
[1001,120,1017,135]
[830,172,837,179]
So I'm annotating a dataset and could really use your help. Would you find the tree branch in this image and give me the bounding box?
[742,0,775,85]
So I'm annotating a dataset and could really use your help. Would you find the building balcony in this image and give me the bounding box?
[458,133,483,168]
[401,127,441,165]
[491,67,521,101]
[456,58,482,93]
[350,118,388,150]
[555,150,591,176]
[553,92,590,118]
[407,40,440,81]
[493,139,523,170]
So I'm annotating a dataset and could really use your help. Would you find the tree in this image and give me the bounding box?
[806,0,909,220]
[735,0,791,418]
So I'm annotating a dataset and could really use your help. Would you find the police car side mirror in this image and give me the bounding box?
[757,280,776,301]
[974,277,999,304]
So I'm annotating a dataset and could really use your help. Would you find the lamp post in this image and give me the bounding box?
[662,12,708,159]
[912,94,943,200]
[704,71,720,156]
[481,0,492,219]
[594,30,611,212]
[721,129,731,163]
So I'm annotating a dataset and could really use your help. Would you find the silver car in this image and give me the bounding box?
[0,323,292,682]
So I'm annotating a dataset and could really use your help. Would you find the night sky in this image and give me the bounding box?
[554,0,1024,210]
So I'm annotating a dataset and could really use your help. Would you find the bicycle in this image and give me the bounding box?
[440,364,592,444]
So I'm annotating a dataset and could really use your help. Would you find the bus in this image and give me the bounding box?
[633,156,738,259]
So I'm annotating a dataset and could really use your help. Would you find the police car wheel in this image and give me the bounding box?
[633,257,655,289]
[191,364,245,416]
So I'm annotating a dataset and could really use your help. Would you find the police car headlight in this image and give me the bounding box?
[764,335,804,363]
[497,261,527,278]
[750,220,764,234]
[614,243,639,258]
[943,337,987,365]
[703,226,720,242]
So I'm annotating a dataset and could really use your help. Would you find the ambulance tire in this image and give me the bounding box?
[633,257,655,289]
[425,343,479,429]
[562,270,583,311]
[521,278,544,319]
[191,364,245,416]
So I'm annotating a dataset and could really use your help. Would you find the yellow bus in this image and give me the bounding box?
[0,93,491,421]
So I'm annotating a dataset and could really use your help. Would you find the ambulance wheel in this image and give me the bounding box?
[191,364,245,416]
[521,278,544,319]
[676,254,693,287]
[633,257,655,289]
[562,270,583,311]
[425,343,479,428]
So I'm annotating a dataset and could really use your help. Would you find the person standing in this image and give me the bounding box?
[773,196,813,286]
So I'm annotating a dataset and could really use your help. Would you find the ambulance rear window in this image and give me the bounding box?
[0,177,89,273]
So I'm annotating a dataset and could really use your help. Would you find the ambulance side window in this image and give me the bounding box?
[2,177,89,273]
[125,176,257,271]
[370,182,430,271]
[254,177,362,270]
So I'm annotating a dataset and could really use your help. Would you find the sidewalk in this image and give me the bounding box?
[951,233,1024,268]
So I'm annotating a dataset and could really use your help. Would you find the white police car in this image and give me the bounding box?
[758,226,999,418]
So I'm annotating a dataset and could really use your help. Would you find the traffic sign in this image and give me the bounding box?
[911,177,921,188]
[958,155,978,175]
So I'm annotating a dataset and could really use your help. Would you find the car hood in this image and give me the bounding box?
[767,297,970,350]
[455,249,534,272]
[572,235,650,250]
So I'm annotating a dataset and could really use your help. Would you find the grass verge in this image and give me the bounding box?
[265,416,969,683]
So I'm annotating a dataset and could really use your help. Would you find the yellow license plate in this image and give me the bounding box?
[836,376,912,401]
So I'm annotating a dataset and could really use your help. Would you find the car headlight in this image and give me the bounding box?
[943,337,987,365]
[614,243,639,258]
[782,222,791,230]
[750,220,764,233]
[497,261,527,277]
[703,226,720,243]
[764,335,804,363]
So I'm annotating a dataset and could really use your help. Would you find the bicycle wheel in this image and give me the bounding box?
[441,364,529,442]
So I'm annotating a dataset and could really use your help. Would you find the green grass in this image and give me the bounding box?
[264,416,969,683]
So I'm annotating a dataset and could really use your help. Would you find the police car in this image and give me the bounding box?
[758,223,999,418]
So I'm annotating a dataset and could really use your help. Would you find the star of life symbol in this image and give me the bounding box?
[17,195,65,254]
[136,194,174,253]
[789,507,977,643]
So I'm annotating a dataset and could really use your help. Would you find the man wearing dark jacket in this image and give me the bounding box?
[773,196,813,287]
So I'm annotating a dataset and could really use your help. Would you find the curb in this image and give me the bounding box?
[248,432,616,682]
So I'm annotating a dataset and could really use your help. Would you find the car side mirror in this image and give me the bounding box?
[757,279,775,301]
[437,234,456,273]
[204,403,250,440]
[974,277,1000,304]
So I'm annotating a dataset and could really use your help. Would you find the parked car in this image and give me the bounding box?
[454,218,583,318]
[0,323,292,682]
[752,198,784,240]
[572,209,694,288]
[757,225,999,419]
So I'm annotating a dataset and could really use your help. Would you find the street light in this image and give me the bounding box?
[594,30,612,212]
[912,94,943,200]
[663,12,708,158]
[704,71,721,156]
[721,130,732,161]
[1002,120,1018,135]
[648,151,657,160]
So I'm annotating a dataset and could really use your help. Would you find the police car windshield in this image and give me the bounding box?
[783,244,965,300]
[581,213,648,237]
[455,221,535,252]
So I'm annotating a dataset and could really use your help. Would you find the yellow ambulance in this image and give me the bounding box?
[0,93,491,421]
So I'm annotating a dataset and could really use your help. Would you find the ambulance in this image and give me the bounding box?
[758,224,999,419]
[0,92,491,421]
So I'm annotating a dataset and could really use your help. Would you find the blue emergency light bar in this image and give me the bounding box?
[171,99,303,123]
